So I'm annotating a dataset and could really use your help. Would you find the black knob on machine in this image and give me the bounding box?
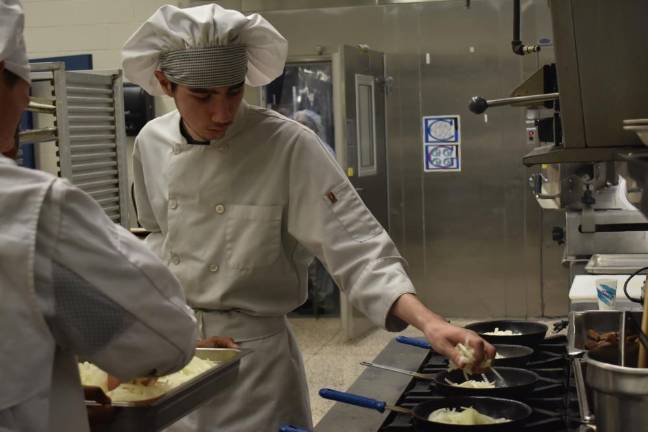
[552,226,565,245]
[469,96,488,114]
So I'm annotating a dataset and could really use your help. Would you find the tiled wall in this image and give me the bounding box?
[22,0,178,70]
[21,0,253,115]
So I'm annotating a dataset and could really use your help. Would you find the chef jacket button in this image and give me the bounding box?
[209,264,219,272]
[169,198,178,209]
[215,204,225,214]
[217,144,229,152]
[171,254,181,265]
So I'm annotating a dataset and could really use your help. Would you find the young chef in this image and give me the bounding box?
[122,4,496,431]
[0,1,205,430]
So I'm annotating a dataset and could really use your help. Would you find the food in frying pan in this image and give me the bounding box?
[80,356,218,402]
[449,343,492,374]
[428,406,510,424]
[483,328,522,336]
[444,377,496,388]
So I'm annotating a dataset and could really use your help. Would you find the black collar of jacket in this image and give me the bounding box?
[179,119,210,145]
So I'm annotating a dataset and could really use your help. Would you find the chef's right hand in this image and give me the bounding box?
[424,322,496,372]
[107,375,120,391]
[107,374,157,390]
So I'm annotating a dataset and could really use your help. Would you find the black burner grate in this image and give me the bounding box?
[379,335,581,431]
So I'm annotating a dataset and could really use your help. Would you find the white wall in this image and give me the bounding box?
[22,0,178,71]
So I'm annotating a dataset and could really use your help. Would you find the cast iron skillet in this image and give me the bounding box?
[491,344,534,367]
[395,337,534,367]
[319,389,533,432]
[433,367,539,399]
[464,320,548,346]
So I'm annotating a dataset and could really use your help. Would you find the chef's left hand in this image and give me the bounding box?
[196,336,239,349]
[423,322,495,373]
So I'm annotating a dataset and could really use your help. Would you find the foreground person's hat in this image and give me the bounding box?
[0,0,31,84]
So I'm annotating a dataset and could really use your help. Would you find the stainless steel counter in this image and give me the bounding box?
[314,338,426,432]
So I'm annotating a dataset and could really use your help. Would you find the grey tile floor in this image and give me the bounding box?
[288,316,563,426]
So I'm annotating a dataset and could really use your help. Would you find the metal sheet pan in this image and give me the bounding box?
[585,254,648,274]
[87,348,250,432]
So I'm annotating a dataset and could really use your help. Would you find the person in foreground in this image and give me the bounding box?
[0,1,228,430]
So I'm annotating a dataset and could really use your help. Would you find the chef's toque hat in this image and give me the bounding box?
[122,4,287,95]
[0,0,31,84]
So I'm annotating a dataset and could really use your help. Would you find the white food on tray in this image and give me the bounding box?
[80,356,218,402]
[428,406,510,424]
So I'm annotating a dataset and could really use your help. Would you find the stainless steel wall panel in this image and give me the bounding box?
[261,0,564,317]
[260,6,386,57]
[382,4,427,291]
[380,0,548,317]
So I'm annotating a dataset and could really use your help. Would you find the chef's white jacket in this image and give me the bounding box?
[0,155,197,432]
[132,101,417,331]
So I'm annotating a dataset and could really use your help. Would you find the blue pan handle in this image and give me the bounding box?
[319,388,386,413]
[396,335,431,350]
[278,426,310,432]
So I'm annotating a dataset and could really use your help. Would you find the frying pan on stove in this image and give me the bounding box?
[491,344,534,367]
[464,320,548,346]
[319,389,532,432]
[360,361,538,399]
[433,367,539,398]
[395,336,534,367]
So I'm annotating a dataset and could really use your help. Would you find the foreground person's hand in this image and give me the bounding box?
[196,336,239,349]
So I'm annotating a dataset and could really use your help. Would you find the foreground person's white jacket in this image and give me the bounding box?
[0,155,198,432]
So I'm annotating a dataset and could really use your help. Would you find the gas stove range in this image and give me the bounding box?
[379,335,582,431]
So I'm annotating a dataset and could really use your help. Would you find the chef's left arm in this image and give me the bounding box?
[287,129,495,368]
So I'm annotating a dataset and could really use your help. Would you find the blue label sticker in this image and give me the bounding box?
[422,115,461,172]
[423,116,460,144]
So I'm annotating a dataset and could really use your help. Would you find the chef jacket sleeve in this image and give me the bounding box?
[287,128,416,331]
[34,178,197,380]
[132,137,165,253]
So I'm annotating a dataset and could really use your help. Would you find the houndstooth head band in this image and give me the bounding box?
[159,44,248,88]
